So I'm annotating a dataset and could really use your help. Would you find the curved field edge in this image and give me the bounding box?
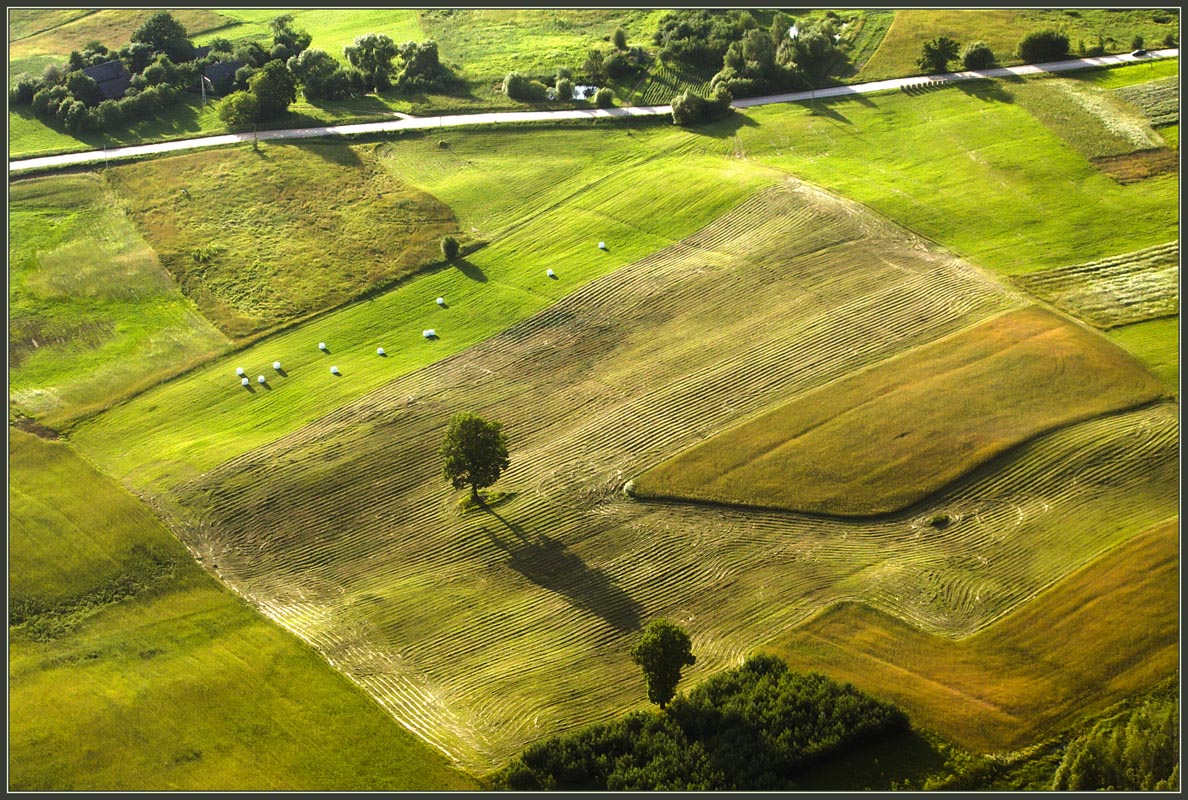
[632,305,1166,515]
[761,516,1179,754]
[7,428,477,791]
[140,182,1176,772]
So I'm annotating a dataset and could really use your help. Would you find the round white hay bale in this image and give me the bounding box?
[273,361,281,370]
[377,347,386,356]
[318,341,327,350]
[423,329,436,339]
[330,365,340,375]
[436,297,445,306]
[598,241,606,250]
[257,375,266,384]
[241,377,250,386]
[546,268,556,278]
[235,367,245,376]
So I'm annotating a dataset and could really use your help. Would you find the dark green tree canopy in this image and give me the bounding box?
[344,32,398,92]
[130,11,193,62]
[1016,29,1070,63]
[917,35,960,74]
[440,412,510,500]
[248,60,297,120]
[217,90,260,129]
[630,619,696,709]
[960,40,996,70]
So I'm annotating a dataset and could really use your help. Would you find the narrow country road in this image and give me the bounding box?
[8,49,1177,174]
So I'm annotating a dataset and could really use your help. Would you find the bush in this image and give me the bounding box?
[612,27,628,51]
[441,235,459,261]
[1017,29,1070,63]
[671,85,732,126]
[9,75,40,105]
[555,77,574,102]
[502,71,549,102]
[594,87,614,108]
[1163,32,1178,48]
[31,85,69,117]
[960,41,995,70]
[1131,34,1145,51]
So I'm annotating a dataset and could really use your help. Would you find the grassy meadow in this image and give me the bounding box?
[635,306,1166,515]
[857,8,1179,81]
[1108,317,1180,389]
[8,429,477,791]
[9,172,230,428]
[104,142,456,340]
[765,517,1179,754]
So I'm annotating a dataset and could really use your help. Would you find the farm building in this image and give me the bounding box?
[81,60,131,101]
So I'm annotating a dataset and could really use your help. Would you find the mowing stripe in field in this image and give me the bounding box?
[143,182,1177,772]
[1012,241,1179,329]
[764,517,1179,754]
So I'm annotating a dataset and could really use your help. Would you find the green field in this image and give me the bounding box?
[1114,76,1180,127]
[1108,316,1180,389]
[858,8,1179,81]
[765,517,1179,753]
[635,306,1166,515]
[8,429,477,791]
[103,142,456,340]
[9,172,229,428]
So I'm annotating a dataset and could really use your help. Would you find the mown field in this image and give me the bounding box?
[9,172,229,428]
[635,306,1166,515]
[765,517,1178,754]
[69,181,1178,772]
[15,48,1180,789]
[8,428,477,791]
[858,8,1179,81]
[104,143,456,340]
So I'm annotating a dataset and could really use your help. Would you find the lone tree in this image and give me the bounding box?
[440,412,510,502]
[441,235,460,261]
[917,35,960,74]
[630,619,696,709]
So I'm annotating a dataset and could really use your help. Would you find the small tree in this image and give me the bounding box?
[612,27,628,51]
[583,48,606,83]
[630,620,696,709]
[440,412,510,502]
[130,11,193,62]
[1017,29,1070,63]
[555,77,574,102]
[248,59,296,120]
[960,41,995,70]
[441,235,459,261]
[344,32,398,93]
[218,90,259,129]
[594,87,614,108]
[917,35,960,73]
[1131,34,1145,51]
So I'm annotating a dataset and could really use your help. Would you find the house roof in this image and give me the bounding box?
[204,59,244,85]
[192,45,212,60]
[82,59,131,101]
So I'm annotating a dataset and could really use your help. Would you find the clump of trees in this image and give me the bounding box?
[1016,29,1071,63]
[492,653,910,790]
[670,85,732,126]
[1052,694,1179,791]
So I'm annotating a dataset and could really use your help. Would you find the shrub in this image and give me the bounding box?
[1163,32,1178,48]
[555,77,574,102]
[441,235,459,261]
[960,41,995,70]
[594,87,614,108]
[1131,34,1145,51]
[604,50,637,79]
[31,85,69,117]
[502,71,548,102]
[671,85,732,126]
[9,75,40,105]
[1017,29,1070,63]
[613,27,628,51]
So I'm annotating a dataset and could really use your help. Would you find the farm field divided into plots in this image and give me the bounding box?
[766,517,1178,754]
[91,182,1179,773]
[8,429,477,791]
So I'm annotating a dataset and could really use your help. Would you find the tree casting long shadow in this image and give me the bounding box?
[481,505,643,633]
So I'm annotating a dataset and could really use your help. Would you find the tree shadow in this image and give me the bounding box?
[956,78,1016,104]
[482,505,643,632]
[453,257,487,283]
[693,111,761,138]
[292,140,363,166]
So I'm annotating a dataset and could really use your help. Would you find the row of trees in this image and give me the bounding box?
[493,652,909,790]
[917,26,1164,75]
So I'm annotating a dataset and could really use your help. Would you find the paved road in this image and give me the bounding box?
[9,49,1177,174]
